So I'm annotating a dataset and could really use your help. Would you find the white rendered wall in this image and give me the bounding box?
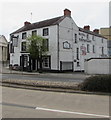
[85,59,111,74]
[59,17,78,71]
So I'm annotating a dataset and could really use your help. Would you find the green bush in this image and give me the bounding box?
[79,75,111,93]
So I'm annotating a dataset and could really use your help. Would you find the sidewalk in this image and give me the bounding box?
[1,67,109,96]
[1,66,91,80]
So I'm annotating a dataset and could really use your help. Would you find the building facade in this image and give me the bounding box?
[0,35,8,62]
[100,27,111,57]
[10,9,108,72]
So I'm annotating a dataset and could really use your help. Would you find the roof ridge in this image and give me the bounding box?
[32,15,63,25]
[79,27,106,38]
[11,16,64,34]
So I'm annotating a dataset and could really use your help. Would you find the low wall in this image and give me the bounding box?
[84,58,111,74]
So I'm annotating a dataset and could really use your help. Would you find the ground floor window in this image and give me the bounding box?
[20,55,28,71]
[42,56,51,69]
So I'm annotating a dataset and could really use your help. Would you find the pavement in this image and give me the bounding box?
[1,66,110,96]
[1,66,91,80]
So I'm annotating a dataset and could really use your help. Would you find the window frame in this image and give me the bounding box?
[75,33,77,43]
[32,30,37,36]
[21,41,26,52]
[43,39,49,51]
[22,32,27,39]
[42,56,51,69]
[93,45,95,53]
[43,28,49,36]
[87,44,90,53]
[102,47,104,55]
[76,48,79,60]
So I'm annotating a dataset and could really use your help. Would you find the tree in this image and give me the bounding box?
[27,35,48,72]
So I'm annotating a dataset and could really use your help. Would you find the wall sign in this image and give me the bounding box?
[63,41,71,49]
[81,46,86,55]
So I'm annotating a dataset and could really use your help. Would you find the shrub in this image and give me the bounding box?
[79,75,111,93]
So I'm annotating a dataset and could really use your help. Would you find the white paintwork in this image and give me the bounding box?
[10,15,108,72]
[0,35,8,62]
[35,106,109,118]
[85,58,111,74]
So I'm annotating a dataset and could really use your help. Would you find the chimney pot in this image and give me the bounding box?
[64,9,71,17]
[84,25,90,31]
[93,29,99,34]
[24,21,31,26]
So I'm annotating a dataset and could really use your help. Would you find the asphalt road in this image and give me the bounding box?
[1,86,110,118]
[1,73,84,83]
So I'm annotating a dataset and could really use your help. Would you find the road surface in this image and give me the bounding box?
[1,86,110,118]
[2,73,84,83]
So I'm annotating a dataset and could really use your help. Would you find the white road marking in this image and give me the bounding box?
[35,107,109,118]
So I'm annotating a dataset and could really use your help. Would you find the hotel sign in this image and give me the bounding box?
[79,38,91,43]
[63,41,71,49]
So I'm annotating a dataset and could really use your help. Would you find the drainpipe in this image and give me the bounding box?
[57,24,60,70]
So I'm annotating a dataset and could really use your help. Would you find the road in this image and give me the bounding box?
[1,86,110,118]
[1,73,84,83]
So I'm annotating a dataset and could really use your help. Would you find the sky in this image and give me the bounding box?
[0,0,110,41]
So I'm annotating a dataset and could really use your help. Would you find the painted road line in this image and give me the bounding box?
[35,107,109,118]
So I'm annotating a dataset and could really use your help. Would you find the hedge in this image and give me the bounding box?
[79,75,111,93]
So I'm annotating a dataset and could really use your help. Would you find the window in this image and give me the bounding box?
[92,35,94,41]
[24,56,28,67]
[93,45,95,53]
[87,44,90,53]
[22,32,27,39]
[42,56,50,68]
[75,34,77,43]
[77,48,79,60]
[87,34,89,39]
[10,41,14,53]
[43,39,49,51]
[32,30,37,36]
[43,28,49,36]
[102,47,104,55]
[21,42,26,51]
[101,38,103,43]
[13,37,18,47]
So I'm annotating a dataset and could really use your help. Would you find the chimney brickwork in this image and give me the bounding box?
[64,9,71,17]
[93,29,99,34]
[24,21,31,26]
[84,25,90,31]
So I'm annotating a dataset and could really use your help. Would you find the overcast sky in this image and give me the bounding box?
[0,0,110,41]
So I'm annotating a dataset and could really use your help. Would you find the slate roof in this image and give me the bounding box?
[11,16,64,34]
[79,27,106,39]
[11,15,107,39]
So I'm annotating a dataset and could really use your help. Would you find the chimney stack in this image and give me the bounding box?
[64,9,71,17]
[93,29,99,34]
[84,25,90,31]
[24,21,31,26]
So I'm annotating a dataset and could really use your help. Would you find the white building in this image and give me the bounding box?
[0,35,8,62]
[10,9,108,72]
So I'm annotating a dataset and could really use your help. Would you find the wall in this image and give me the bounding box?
[59,17,78,71]
[0,36,8,62]
[10,25,59,70]
[85,58,111,74]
